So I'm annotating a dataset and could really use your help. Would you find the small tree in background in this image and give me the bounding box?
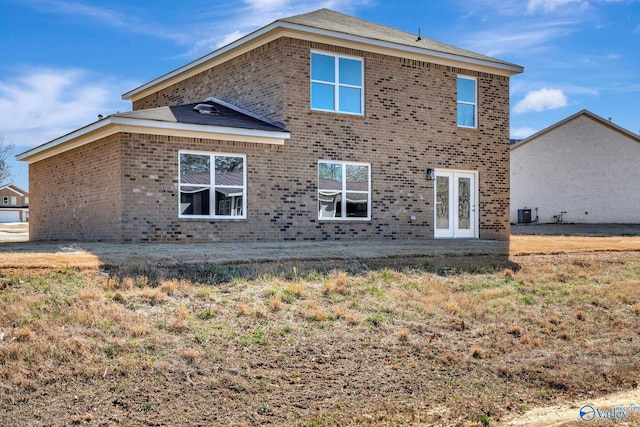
[0,135,14,186]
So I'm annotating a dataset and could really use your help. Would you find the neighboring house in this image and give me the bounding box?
[0,184,29,223]
[511,110,640,224]
[17,8,523,242]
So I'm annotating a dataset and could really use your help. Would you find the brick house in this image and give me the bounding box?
[0,184,29,223]
[17,9,523,242]
[511,110,640,224]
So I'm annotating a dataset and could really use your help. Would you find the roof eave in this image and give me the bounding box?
[279,22,524,75]
[511,109,640,151]
[0,185,25,196]
[16,116,291,164]
[122,21,523,103]
[122,21,282,101]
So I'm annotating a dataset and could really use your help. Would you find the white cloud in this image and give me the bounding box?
[22,0,372,59]
[21,0,188,44]
[0,68,129,147]
[527,0,585,13]
[513,88,568,114]
[182,0,371,55]
[465,20,576,57]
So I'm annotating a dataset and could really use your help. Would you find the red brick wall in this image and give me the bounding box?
[35,36,511,242]
[29,135,122,241]
[133,39,287,123]
[122,38,511,242]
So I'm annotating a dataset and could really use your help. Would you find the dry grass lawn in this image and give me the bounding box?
[510,235,640,255]
[0,237,639,426]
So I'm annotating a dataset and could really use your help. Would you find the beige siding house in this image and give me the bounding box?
[18,9,522,242]
[0,184,29,223]
[511,110,640,224]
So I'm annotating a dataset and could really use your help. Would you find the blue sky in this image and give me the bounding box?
[1,0,638,189]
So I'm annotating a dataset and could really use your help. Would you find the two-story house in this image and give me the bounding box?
[17,9,523,242]
[0,184,29,223]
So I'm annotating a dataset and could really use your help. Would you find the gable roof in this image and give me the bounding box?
[123,8,523,102]
[114,98,286,132]
[0,184,28,196]
[511,109,640,151]
[16,99,290,164]
[281,9,518,68]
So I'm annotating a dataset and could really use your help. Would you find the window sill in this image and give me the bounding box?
[318,218,371,222]
[311,108,366,118]
[179,217,247,221]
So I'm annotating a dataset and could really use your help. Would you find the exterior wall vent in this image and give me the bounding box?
[193,103,218,115]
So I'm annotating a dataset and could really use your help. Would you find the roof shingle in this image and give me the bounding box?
[114,100,288,133]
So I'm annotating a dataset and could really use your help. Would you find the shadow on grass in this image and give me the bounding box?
[102,254,520,285]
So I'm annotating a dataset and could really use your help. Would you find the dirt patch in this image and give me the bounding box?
[501,387,640,426]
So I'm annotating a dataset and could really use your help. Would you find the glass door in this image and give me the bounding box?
[434,170,477,238]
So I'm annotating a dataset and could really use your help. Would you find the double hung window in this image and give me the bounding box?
[318,161,370,220]
[457,76,477,128]
[179,151,246,219]
[311,52,363,115]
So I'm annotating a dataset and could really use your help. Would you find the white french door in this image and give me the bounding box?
[434,170,478,239]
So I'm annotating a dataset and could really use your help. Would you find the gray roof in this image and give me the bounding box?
[123,8,522,101]
[114,100,288,133]
[280,9,520,69]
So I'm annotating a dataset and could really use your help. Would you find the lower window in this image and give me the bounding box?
[179,151,246,219]
[318,160,370,220]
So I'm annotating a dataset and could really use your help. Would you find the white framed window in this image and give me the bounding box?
[457,76,477,128]
[311,51,364,115]
[10,196,17,206]
[318,160,370,220]
[178,151,246,219]
[24,197,29,204]
[2,196,7,205]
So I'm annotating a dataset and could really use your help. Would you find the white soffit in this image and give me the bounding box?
[16,117,290,164]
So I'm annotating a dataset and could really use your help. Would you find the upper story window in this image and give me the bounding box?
[10,196,17,206]
[179,151,246,219]
[457,76,477,128]
[318,160,370,220]
[24,197,29,204]
[2,196,7,205]
[311,52,363,115]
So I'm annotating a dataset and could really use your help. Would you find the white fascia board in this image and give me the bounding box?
[16,120,116,163]
[122,22,282,101]
[111,117,290,141]
[279,22,524,75]
[123,22,523,102]
[0,185,25,196]
[16,117,290,164]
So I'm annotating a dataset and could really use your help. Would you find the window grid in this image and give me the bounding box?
[457,76,477,129]
[311,52,364,115]
[178,151,246,220]
[318,160,371,221]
